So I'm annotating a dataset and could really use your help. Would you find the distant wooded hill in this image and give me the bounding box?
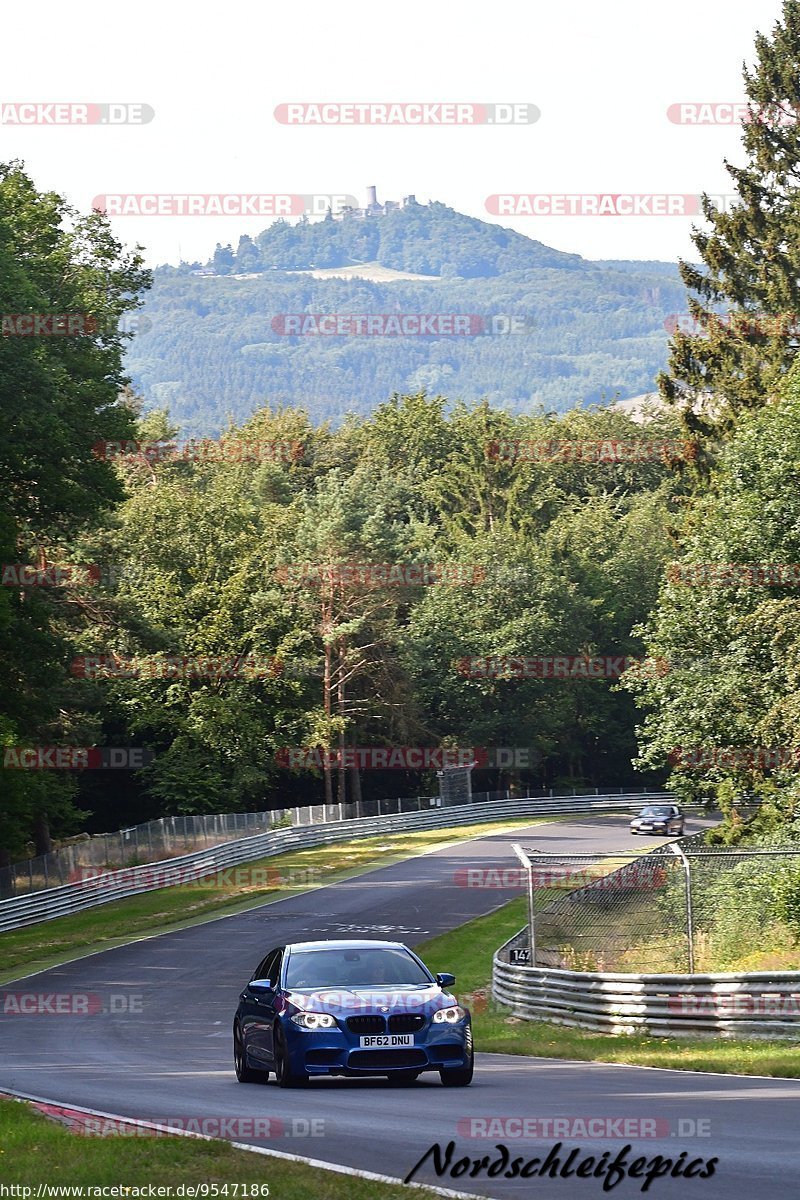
[125,201,685,435]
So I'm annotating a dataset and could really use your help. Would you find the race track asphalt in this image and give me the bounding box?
[3,812,795,1199]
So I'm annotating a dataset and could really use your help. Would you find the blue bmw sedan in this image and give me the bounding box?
[233,939,473,1087]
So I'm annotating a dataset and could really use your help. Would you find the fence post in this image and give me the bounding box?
[512,843,535,964]
[668,842,695,973]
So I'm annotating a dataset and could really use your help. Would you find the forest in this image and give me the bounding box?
[5,0,800,866]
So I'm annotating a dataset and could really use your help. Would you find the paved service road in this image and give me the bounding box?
[3,813,794,1199]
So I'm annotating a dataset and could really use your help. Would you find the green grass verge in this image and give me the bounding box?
[0,1096,439,1195]
[0,815,565,984]
[415,897,800,1078]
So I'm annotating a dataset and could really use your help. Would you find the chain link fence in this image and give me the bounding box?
[0,785,666,900]
[0,810,292,899]
[511,834,800,974]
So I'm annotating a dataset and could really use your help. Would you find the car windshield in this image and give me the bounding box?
[639,806,673,817]
[284,947,433,989]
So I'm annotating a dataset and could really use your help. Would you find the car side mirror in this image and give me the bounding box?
[249,978,275,993]
[436,972,456,988]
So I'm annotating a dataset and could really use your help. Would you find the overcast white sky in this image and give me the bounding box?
[0,0,784,267]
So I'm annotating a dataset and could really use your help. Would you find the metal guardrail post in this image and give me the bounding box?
[512,843,535,963]
[668,841,695,974]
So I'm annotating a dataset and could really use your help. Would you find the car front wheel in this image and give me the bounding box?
[234,1022,268,1084]
[273,1022,307,1088]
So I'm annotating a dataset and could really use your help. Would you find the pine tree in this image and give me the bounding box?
[660,0,800,452]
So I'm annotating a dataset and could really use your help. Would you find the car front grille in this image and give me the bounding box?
[388,1014,425,1033]
[345,1015,385,1034]
[348,1049,427,1069]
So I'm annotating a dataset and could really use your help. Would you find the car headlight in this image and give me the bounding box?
[433,1006,467,1024]
[290,1011,337,1030]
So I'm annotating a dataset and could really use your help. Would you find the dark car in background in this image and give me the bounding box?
[233,939,473,1088]
[630,803,685,836]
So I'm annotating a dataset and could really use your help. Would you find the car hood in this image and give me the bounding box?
[283,984,456,1015]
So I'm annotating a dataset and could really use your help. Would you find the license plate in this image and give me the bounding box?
[359,1034,414,1048]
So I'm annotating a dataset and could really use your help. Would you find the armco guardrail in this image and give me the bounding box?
[2,785,667,897]
[492,833,800,1039]
[492,947,800,1039]
[0,792,672,933]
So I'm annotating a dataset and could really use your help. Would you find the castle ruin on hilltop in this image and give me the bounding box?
[334,186,419,220]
